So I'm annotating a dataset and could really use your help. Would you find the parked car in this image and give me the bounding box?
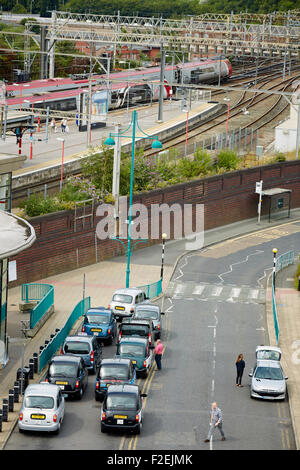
[118,318,155,348]
[249,359,288,400]
[116,336,153,378]
[61,334,102,374]
[255,345,282,362]
[95,358,136,402]
[45,355,88,400]
[100,384,147,434]
[109,288,148,321]
[133,304,165,339]
[18,383,65,434]
[81,307,117,344]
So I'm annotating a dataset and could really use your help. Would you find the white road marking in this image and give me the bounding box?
[212,286,223,297]
[249,289,259,299]
[231,287,241,298]
[192,285,206,295]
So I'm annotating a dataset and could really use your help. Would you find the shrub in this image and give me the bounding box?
[216,150,239,171]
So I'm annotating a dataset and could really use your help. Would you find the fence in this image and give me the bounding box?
[21,283,54,330]
[137,279,162,299]
[272,250,295,345]
[38,296,91,373]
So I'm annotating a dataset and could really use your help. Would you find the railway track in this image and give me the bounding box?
[144,71,300,158]
[11,66,300,204]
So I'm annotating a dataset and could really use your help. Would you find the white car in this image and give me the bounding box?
[18,383,65,434]
[109,288,148,321]
[249,346,287,400]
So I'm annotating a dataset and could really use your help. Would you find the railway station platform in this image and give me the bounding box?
[1,210,300,449]
[2,99,222,192]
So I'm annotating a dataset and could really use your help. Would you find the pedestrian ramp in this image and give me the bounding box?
[165,281,265,304]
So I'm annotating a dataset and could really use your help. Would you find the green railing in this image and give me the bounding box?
[275,251,295,273]
[39,296,91,373]
[137,278,162,299]
[21,283,54,330]
[272,250,295,345]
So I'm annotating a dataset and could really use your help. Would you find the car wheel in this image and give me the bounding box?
[101,423,107,433]
[143,369,148,379]
[77,387,84,400]
[135,421,142,435]
[54,421,61,435]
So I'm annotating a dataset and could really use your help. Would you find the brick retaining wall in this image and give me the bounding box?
[10,160,300,287]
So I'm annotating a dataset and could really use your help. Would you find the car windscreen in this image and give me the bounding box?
[24,395,55,409]
[135,309,159,320]
[256,351,281,361]
[112,294,133,304]
[49,363,78,377]
[119,343,145,357]
[86,314,109,325]
[106,393,137,410]
[64,341,90,355]
[99,365,129,380]
[254,366,283,380]
[121,325,149,336]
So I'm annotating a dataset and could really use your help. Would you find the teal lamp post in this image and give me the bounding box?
[104,109,162,288]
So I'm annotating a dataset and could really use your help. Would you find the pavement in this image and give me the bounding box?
[0,209,300,449]
[266,264,300,450]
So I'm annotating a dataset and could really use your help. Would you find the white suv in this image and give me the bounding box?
[109,288,148,321]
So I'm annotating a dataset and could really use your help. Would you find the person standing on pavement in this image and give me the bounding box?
[154,339,164,370]
[235,353,245,387]
[204,402,226,442]
[61,118,67,133]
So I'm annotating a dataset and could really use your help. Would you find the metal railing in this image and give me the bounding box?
[21,283,54,330]
[275,251,295,274]
[137,279,162,299]
[39,296,91,373]
[272,250,295,345]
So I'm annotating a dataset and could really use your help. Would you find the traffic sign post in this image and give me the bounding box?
[255,180,263,224]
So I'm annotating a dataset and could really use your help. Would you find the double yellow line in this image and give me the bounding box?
[277,402,292,450]
[119,306,171,450]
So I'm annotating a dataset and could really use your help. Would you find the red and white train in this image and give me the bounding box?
[3,58,232,113]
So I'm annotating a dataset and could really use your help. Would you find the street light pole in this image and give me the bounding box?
[126,109,137,288]
[57,138,65,190]
[272,248,278,291]
[104,111,162,288]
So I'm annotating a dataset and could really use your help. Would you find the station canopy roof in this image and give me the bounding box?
[0,211,36,260]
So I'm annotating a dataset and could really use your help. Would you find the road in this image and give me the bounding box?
[5,221,299,450]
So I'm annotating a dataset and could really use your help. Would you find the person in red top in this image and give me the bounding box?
[154,339,164,370]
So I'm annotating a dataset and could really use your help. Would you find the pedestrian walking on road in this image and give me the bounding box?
[154,339,164,370]
[204,402,226,442]
[235,353,245,387]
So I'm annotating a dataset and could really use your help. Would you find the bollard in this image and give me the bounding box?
[0,410,2,432]
[14,381,19,403]
[2,399,8,422]
[33,353,38,374]
[29,359,34,379]
[55,328,60,334]
[8,390,14,412]
[298,276,300,292]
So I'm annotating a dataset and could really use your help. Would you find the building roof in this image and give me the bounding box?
[0,211,36,260]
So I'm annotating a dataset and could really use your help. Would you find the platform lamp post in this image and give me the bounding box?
[104,109,163,288]
[223,94,230,144]
[56,137,65,191]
